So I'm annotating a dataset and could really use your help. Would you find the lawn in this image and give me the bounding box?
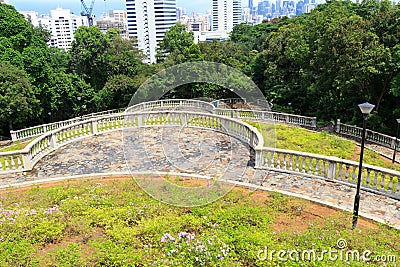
[0,177,398,266]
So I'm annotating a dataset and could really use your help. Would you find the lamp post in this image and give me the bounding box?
[77,96,82,119]
[352,102,375,229]
[392,118,400,164]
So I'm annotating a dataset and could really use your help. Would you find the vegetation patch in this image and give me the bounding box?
[0,177,398,266]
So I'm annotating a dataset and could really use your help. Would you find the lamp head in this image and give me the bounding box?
[396,118,400,124]
[358,102,375,115]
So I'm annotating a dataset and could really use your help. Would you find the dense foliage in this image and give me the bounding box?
[0,0,400,135]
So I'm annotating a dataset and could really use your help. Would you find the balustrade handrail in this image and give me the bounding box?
[0,110,263,174]
[9,108,125,142]
[10,99,313,142]
[336,119,400,151]
[1,108,399,200]
[125,99,216,114]
[256,147,400,200]
[216,108,317,128]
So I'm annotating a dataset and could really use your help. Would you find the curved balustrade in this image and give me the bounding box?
[10,99,317,142]
[216,109,317,128]
[10,108,125,142]
[1,111,263,174]
[256,148,400,200]
[2,106,400,200]
[125,99,216,114]
[336,119,400,151]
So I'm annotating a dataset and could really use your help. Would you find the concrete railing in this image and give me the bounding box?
[216,109,317,128]
[10,108,125,142]
[1,111,263,175]
[125,99,216,114]
[336,119,400,151]
[2,107,399,200]
[256,147,400,200]
[11,99,317,142]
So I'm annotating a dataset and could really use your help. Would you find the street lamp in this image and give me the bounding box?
[392,118,400,164]
[352,102,375,229]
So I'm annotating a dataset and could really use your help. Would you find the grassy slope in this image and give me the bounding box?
[0,178,398,266]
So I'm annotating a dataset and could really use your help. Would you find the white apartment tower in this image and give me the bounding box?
[38,7,88,51]
[212,0,241,32]
[126,0,177,63]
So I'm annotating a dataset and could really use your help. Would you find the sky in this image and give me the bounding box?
[8,0,221,18]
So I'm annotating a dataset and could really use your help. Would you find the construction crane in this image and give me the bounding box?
[80,0,95,26]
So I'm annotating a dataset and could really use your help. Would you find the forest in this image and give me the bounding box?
[0,0,399,137]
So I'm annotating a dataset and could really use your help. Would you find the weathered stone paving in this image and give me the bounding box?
[0,127,398,229]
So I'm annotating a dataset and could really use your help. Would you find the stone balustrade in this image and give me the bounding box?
[216,109,317,128]
[125,99,216,114]
[256,147,400,200]
[2,106,400,200]
[336,119,400,151]
[10,99,317,142]
[1,111,263,174]
[10,108,124,142]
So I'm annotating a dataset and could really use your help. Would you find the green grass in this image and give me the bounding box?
[247,122,400,172]
[0,140,31,152]
[0,178,398,266]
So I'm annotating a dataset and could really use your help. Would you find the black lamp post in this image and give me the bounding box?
[352,102,375,229]
[392,118,400,164]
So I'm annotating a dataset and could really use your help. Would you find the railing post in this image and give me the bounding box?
[327,159,336,180]
[137,115,142,127]
[255,149,262,168]
[311,117,317,128]
[336,119,341,133]
[391,138,396,150]
[21,152,33,171]
[91,119,98,135]
[285,114,290,123]
[49,133,57,148]
[10,130,17,142]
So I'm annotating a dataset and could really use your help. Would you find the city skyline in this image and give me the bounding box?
[7,0,235,18]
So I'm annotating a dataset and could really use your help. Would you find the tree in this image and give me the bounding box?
[69,26,110,91]
[0,61,40,131]
[157,23,195,62]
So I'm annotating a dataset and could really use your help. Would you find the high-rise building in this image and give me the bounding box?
[95,10,128,38]
[179,13,210,32]
[126,0,177,63]
[42,7,88,51]
[20,7,88,51]
[212,0,241,32]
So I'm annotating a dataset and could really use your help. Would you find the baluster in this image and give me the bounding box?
[270,151,275,168]
[320,160,326,177]
[276,152,281,169]
[283,154,287,170]
[10,156,16,170]
[289,154,293,171]
[302,156,306,173]
[380,173,386,191]
[344,164,350,181]
[295,155,299,172]
[314,159,319,175]
[365,169,371,187]
[308,158,313,174]
[0,159,3,171]
[4,156,9,171]
[17,156,22,169]
[351,166,357,183]
[388,176,394,193]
